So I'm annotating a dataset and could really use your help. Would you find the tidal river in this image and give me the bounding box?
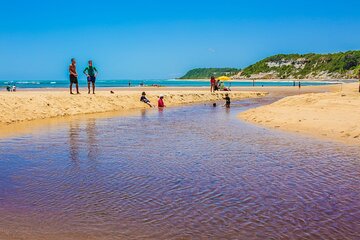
[0,96,359,240]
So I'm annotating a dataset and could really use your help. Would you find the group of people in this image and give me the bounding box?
[69,58,98,94]
[210,76,231,92]
[67,61,230,108]
[6,83,16,92]
[140,92,166,108]
[140,91,230,109]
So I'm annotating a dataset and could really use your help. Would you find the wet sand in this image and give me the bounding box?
[240,83,360,145]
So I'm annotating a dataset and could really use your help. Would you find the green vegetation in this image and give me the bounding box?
[181,51,360,80]
[242,51,360,79]
[180,68,241,79]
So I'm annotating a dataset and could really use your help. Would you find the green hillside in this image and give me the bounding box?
[180,68,240,79]
[242,51,360,79]
[181,51,360,80]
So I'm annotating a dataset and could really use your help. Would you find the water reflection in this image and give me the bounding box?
[85,119,99,163]
[140,109,148,119]
[69,122,80,163]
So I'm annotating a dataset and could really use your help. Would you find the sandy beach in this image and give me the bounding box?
[240,83,360,145]
[0,88,266,125]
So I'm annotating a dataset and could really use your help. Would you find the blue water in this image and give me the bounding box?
[0,79,339,89]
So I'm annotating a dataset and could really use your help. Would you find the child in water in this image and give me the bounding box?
[158,95,166,108]
[224,94,231,108]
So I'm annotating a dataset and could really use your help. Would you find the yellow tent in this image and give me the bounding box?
[217,76,231,81]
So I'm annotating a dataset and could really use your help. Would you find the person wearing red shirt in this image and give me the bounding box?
[158,95,166,108]
[210,76,216,92]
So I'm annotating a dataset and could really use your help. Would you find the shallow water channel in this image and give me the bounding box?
[0,95,359,240]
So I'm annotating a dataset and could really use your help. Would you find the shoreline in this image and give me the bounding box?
[0,84,338,140]
[0,88,266,126]
[1,83,353,145]
[239,83,360,145]
[1,79,352,91]
[1,80,346,93]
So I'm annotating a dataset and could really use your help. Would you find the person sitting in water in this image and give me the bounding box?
[158,94,166,108]
[140,92,153,108]
[224,94,231,108]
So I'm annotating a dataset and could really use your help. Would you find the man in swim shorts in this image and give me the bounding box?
[83,60,98,94]
[69,58,80,94]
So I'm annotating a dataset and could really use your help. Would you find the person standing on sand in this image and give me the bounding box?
[83,60,98,94]
[358,69,360,93]
[69,58,80,94]
[210,76,216,92]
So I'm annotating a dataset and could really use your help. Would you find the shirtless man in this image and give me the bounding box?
[69,58,80,94]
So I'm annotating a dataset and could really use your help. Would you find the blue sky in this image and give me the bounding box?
[1,0,360,80]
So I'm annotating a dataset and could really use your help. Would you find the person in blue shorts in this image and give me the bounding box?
[83,60,98,94]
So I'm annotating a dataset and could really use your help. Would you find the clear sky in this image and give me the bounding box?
[1,0,360,80]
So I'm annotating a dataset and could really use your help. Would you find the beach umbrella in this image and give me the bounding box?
[217,76,231,81]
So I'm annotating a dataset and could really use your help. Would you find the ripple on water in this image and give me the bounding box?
[0,100,359,240]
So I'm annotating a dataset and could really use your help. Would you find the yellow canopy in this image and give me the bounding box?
[217,76,231,81]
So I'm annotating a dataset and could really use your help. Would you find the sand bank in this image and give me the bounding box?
[239,83,360,145]
[0,89,265,125]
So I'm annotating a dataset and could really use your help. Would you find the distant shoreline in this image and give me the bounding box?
[178,78,356,82]
[0,79,344,90]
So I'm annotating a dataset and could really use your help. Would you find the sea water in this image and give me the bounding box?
[0,79,341,89]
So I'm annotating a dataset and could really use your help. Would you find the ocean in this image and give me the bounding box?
[0,79,340,89]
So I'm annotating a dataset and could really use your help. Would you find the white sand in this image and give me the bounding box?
[240,83,360,145]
